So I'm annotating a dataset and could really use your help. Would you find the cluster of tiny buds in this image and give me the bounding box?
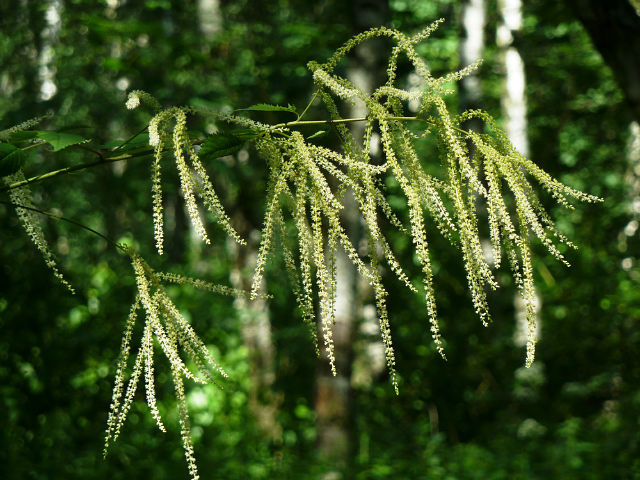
[126,89,161,112]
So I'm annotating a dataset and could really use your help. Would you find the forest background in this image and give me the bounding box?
[1,0,639,479]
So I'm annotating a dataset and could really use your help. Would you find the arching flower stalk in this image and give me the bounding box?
[0,22,605,480]
[248,130,413,391]
[0,113,52,141]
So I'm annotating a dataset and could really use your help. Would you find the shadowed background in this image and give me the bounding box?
[1,0,639,478]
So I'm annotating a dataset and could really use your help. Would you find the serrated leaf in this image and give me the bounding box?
[8,131,39,143]
[307,130,328,140]
[199,134,244,160]
[236,103,297,115]
[36,131,86,152]
[99,139,126,149]
[57,124,91,132]
[227,128,262,141]
[0,144,26,177]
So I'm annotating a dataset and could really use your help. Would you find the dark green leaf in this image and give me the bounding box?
[36,131,86,152]
[8,131,39,143]
[99,133,150,150]
[227,128,262,141]
[57,124,91,132]
[199,134,244,160]
[0,143,26,177]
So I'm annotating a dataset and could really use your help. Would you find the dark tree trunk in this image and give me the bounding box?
[566,0,640,123]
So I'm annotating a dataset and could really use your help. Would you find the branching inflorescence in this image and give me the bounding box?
[1,21,602,480]
[3,170,75,294]
[126,94,246,254]
[103,248,241,480]
[195,20,598,390]
[120,20,601,405]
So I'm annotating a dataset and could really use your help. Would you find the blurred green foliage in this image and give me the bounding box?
[1,0,639,479]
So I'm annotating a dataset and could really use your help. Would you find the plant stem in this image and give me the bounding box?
[0,149,155,192]
[296,90,320,121]
[21,141,49,152]
[113,125,148,152]
[275,115,469,136]
[1,116,471,192]
[274,116,367,128]
[0,200,123,251]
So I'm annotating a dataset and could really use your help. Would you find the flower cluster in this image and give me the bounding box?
[103,249,236,480]
[98,22,601,476]
[125,89,161,112]
[0,113,52,141]
[245,20,602,385]
[3,170,74,293]
[0,20,603,480]
[144,105,245,254]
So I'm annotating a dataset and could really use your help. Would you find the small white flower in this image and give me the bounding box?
[126,92,140,110]
[148,121,160,147]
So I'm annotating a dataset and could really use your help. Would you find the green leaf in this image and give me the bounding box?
[236,103,297,115]
[0,143,26,177]
[57,124,91,132]
[99,133,150,150]
[199,134,244,160]
[8,131,39,143]
[99,139,126,149]
[307,130,328,140]
[36,131,86,152]
[227,128,262,141]
[188,130,205,139]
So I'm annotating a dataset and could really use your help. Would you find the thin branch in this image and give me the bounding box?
[296,89,320,121]
[0,199,123,251]
[21,141,49,152]
[274,117,368,128]
[1,117,472,193]
[0,149,155,192]
[76,144,105,161]
[274,115,469,136]
[113,125,149,152]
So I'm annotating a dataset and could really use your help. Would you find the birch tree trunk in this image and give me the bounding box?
[197,0,282,445]
[229,233,282,442]
[497,0,541,350]
[619,121,640,280]
[38,0,62,101]
[459,0,486,167]
[460,0,485,113]
[314,0,388,476]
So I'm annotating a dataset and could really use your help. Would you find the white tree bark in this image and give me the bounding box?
[619,121,640,275]
[315,2,388,476]
[497,0,529,156]
[460,0,486,107]
[497,0,540,348]
[38,0,62,101]
[197,0,221,40]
